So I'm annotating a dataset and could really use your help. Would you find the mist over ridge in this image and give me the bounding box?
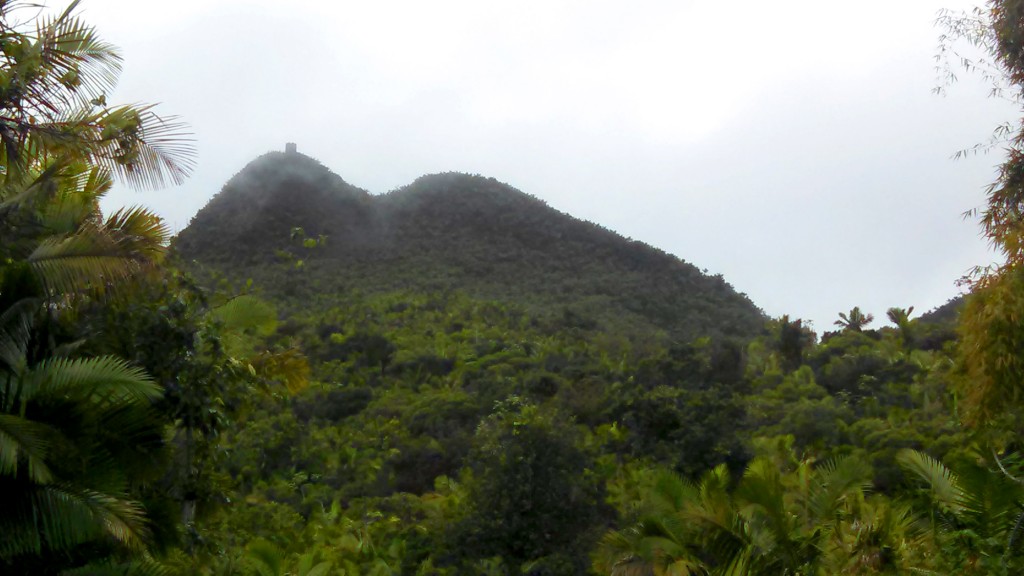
[175,146,766,342]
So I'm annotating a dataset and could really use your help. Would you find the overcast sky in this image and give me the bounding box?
[86,0,1015,332]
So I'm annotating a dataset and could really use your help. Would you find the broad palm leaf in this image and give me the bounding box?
[208,295,309,393]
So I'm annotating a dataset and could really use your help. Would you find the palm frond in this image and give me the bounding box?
[37,482,150,551]
[27,226,137,295]
[245,538,285,576]
[826,498,931,574]
[102,205,169,261]
[0,297,35,376]
[24,196,165,298]
[0,413,55,483]
[35,4,122,101]
[0,160,66,210]
[806,456,872,521]
[80,159,113,201]
[897,449,967,515]
[0,482,150,559]
[643,514,688,546]
[715,551,752,576]
[650,469,698,512]
[38,168,102,235]
[594,529,656,576]
[737,459,790,540]
[292,551,334,576]
[26,355,159,405]
[92,105,195,190]
[77,401,165,487]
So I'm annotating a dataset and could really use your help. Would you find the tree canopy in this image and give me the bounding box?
[7,1,1024,575]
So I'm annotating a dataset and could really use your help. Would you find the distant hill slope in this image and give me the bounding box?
[918,297,962,325]
[174,149,765,342]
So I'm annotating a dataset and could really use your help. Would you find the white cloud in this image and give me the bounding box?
[87,0,1013,328]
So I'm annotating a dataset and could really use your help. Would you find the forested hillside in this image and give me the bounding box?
[161,151,984,573]
[8,2,1024,576]
[174,151,764,342]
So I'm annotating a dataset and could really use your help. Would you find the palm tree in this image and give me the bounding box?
[0,166,175,569]
[835,307,874,332]
[885,307,914,344]
[0,0,194,192]
[0,1,194,570]
[0,0,192,289]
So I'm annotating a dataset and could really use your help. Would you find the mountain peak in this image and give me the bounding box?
[382,172,547,219]
[174,149,373,264]
[176,153,764,341]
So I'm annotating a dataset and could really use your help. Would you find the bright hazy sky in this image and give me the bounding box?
[86,0,1015,332]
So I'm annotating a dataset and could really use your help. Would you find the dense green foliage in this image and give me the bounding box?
[0,1,196,572]
[9,1,1024,575]
[135,285,968,575]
